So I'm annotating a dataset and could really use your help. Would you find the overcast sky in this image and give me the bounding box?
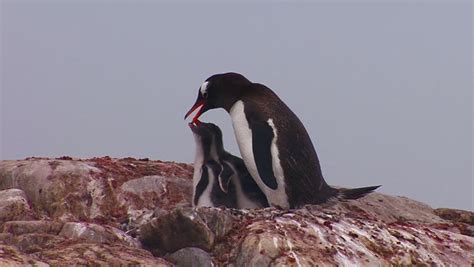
[1,1,472,210]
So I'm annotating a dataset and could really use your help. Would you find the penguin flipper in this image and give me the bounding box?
[194,166,209,206]
[250,120,278,190]
[218,162,234,193]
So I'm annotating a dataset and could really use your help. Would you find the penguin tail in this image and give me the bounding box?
[337,185,381,201]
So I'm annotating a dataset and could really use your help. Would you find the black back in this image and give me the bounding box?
[241,83,338,207]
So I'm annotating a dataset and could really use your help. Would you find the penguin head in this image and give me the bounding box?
[189,121,213,143]
[204,122,224,154]
[189,121,225,155]
[184,72,251,123]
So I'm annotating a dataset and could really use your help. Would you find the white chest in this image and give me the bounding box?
[192,136,205,190]
[229,101,289,209]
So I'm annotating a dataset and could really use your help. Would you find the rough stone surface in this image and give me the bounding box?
[0,244,48,266]
[59,222,140,247]
[0,157,473,266]
[2,221,63,235]
[36,243,171,266]
[0,157,189,266]
[0,189,34,222]
[166,247,213,267]
[120,175,193,229]
[140,207,217,255]
[434,208,474,225]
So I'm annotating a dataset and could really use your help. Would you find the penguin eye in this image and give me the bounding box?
[202,91,208,98]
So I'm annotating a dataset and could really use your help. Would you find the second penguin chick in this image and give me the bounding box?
[189,122,237,208]
[190,121,268,209]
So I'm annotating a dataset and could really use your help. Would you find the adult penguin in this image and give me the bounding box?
[185,72,379,209]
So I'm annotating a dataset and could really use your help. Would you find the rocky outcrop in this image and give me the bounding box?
[0,157,190,266]
[0,157,473,266]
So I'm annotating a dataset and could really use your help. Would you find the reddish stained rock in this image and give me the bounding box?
[0,158,193,225]
[434,208,474,225]
[2,221,63,236]
[0,157,473,266]
[37,243,171,266]
[165,247,212,266]
[59,222,140,247]
[0,244,48,266]
[0,157,191,265]
[0,189,35,223]
[139,207,236,255]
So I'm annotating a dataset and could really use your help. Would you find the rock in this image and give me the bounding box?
[2,221,63,235]
[0,244,48,266]
[36,243,171,266]
[231,208,474,266]
[0,157,193,265]
[434,208,474,225]
[166,247,213,267]
[14,233,63,253]
[0,160,105,221]
[120,175,192,208]
[139,207,217,255]
[2,221,64,254]
[0,233,14,245]
[0,158,193,224]
[433,208,474,236]
[139,207,238,255]
[59,222,140,247]
[236,233,277,266]
[0,189,34,223]
[1,157,473,266]
[119,175,192,229]
[326,192,447,224]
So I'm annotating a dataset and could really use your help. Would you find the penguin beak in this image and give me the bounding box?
[184,95,207,123]
[188,120,202,131]
[188,122,198,132]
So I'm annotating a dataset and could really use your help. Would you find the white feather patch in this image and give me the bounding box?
[267,118,288,205]
[229,100,289,209]
[196,165,215,207]
[200,81,209,95]
[192,135,204,206]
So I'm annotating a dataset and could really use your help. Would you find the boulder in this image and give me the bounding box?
[0,189,34,223]
[36,243,171,266]
[0,158,193,224]
[139,207,219,254]
[165,247,213,267]
[59,222,140,247]
[2,221,63,235]
[434,208,474,225]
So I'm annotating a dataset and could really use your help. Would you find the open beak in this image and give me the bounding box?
[188,120,202,131]
[184,96,206,123]
[188,122,197,131]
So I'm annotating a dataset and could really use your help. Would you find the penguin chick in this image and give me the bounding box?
[189,122,237,208]
[201,122,269,209]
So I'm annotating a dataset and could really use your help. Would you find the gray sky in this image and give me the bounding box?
[1,1,472,210]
